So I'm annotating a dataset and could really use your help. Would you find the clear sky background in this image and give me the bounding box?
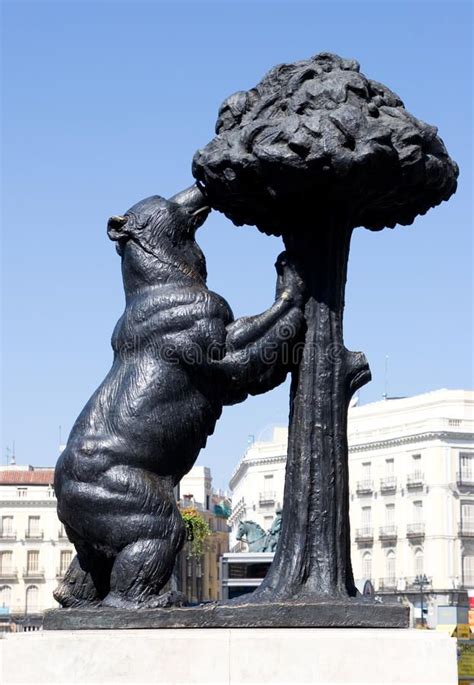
[2,0,472,490]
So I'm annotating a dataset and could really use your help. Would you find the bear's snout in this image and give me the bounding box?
[169,184,210,230]
[107,215,129,242]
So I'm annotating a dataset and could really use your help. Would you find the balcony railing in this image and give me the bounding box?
[23,567,45,579]
[58,528,68,540]
[379,525,398,541]
[406,472,424,488]
[404,576,430,590]
[380,476,397,493]
[459,524,474,537]
[259,491,276,504]
[0,567,17,580]
[355,527,374,543]
[457,472,474,487]
[378,577,397,591]
[25,530,44,540]
[407,523,425,538]
[2,605,43,616]
[356,480,373,495]
[0,530,16,540]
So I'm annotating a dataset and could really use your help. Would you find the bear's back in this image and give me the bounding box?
[112,284,233,356]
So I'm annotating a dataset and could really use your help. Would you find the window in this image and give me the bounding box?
[463,556,474,586]
[386,550,396,581]
[413,501,423,523]
[385,504,395,525]
[17,488,27,498]
[1,516,13,536]
[362,462,371,478]
[461,503,474,531]
[385,459,394,475]
[361,506,371,527]
[264,475,274,490]
[0,552,13,573]
[414,548,424,576]
[460,453,473,481]
[27,551,39,573]
[206,495,210,511]
[0,585,11,608]
[25,586,39,614]
[411,454,422,472]
[362,552,372,580]
[60,551,72,574]
[27,516,40,537]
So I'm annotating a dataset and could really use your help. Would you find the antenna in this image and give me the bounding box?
[11,441,16,466]
[383,355,389,400]
[5,446,11,466]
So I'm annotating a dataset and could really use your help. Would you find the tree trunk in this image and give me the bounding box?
[253,220,371,600]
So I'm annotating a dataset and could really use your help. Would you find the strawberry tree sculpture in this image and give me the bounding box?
[193,53,458,606]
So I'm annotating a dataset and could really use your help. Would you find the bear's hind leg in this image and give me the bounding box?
[102,536,185,609]
[54,554,101,608]
[54,541,113,608]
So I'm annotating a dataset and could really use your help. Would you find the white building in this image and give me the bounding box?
[179,466,213,513]
[229,426,287,549]
[0,466,75,630]
[228,389,474,623]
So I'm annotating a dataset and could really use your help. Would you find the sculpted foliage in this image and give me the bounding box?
[193,53,458,235]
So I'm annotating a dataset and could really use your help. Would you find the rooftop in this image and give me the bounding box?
[0,466,55,485]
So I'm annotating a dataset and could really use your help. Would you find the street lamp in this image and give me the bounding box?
[414,573,431,627]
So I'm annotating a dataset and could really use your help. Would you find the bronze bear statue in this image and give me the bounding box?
[54,184,304,609]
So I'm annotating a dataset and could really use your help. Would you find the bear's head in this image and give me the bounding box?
[107,185,210,287]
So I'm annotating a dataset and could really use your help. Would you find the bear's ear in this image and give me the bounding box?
[107,215,129,241]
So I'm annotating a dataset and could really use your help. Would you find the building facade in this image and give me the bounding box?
[175,466,231,603]
[0,466,75,631]
[228,389,474,625]
[228,426,287,550]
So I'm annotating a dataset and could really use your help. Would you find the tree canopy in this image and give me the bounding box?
[193,53,458,236]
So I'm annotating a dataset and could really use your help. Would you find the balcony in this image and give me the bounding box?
[378,577,397,591]
[457,472,474,488]
[404,576,431,590]
[0,567,18,580]
[407,523,425,539]
[380,476,397,493]
[23,567,45,580]
[459,524,474,537]
[58,528,69,540]
[379,525,398,541]
[0,530,16,540]
[354,527,374,543]
[25,530,44,540]
[406,472,424,489]
[259,491,276,505]
[356,480,373,495]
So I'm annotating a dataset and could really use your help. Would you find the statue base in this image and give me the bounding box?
[1,627,456,684]
[43,597,408,630]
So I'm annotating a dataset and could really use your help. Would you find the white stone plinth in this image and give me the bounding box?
[0,628,457,685]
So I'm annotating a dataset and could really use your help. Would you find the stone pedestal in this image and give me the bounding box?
[0,628,457,684]
[43,598,408,629]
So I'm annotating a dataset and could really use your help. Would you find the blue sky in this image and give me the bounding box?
[2,0,472,489]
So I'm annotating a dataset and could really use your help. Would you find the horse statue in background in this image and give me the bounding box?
[236,520,267,552]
